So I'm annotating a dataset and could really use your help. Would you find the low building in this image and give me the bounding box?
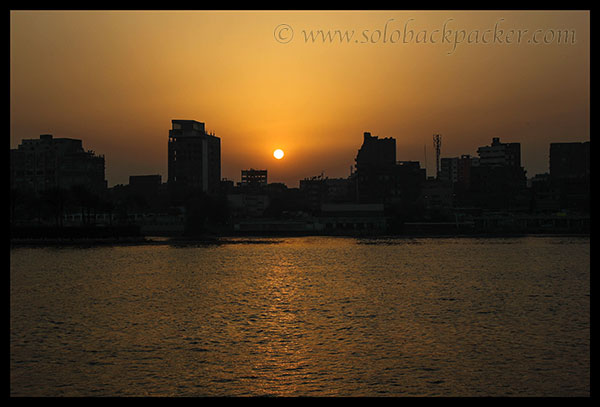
[241,169,268,188]
[227,193,270,218]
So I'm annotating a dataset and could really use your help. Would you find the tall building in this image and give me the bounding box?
[355,132,397,203]
[10,134,106,194]
[167,119,221,194]
[354,132,425,206]
[355,132,396,171]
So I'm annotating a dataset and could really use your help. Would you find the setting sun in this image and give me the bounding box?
[273,149,284,160]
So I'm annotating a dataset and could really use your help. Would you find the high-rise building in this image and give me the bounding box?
[355,132,396,203]
[10,134,106,194]
[355,132,396,171]
[354,132,425,205]
[167,119,221,194]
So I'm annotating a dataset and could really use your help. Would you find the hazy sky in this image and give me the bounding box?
[10,10,589,187]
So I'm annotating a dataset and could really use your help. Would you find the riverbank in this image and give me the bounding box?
[10,232,590,248]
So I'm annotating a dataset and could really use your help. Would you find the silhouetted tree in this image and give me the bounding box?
[10,187,38,225]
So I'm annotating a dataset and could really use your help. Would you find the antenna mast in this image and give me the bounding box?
[433,134,442,178]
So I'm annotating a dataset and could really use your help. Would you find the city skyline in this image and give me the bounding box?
[10,125,588,190]
[10,10,590,187]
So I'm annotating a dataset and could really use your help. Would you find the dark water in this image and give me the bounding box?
[10,236,590,396]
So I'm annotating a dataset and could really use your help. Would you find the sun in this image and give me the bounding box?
[273,149,284,160]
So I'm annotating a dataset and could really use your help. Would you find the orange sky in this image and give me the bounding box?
[10,10,590,187]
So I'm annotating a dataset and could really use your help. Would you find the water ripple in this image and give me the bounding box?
[10,236,590,396]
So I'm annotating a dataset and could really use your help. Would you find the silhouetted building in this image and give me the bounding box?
[10,134,106,194]
[354,132,426,208]
[439,157,459,185]
[227,171,272,218]
[300,175,328,211]
[266,182,288,195]
[549,141,590,212]
[300,175,353,212]
[440,155,479,188]
[324,177,352,203]
[355,132,396,170]
[421,178,454,219]
[167,119,220,194]
[529,173,561,212]
[227,194,270,218]
[220,178,235,195]
[318,203,387,233]
[469,137,527,211]
[389,161,427,206]
[241,169,268,188]
[439,154,479,208]
[262,183,309,218]
[355,132,396,203]
[550,142,590,180]
[477,137,521,168]
[456,155,479,190]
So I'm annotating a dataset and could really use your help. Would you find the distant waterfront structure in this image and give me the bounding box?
[167,119,221,194]
[549,141,590,212]
[477,137,522,168]
[355,132,396,170]
[241,169,268,188]
[469,137,528,210]
[354,132,425,205]
[549,141,590,181]
[439,155,480,189]
[439,157,459,184]
[10,134,106,194]
[354,131,396,203]
[299,175,352,210]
